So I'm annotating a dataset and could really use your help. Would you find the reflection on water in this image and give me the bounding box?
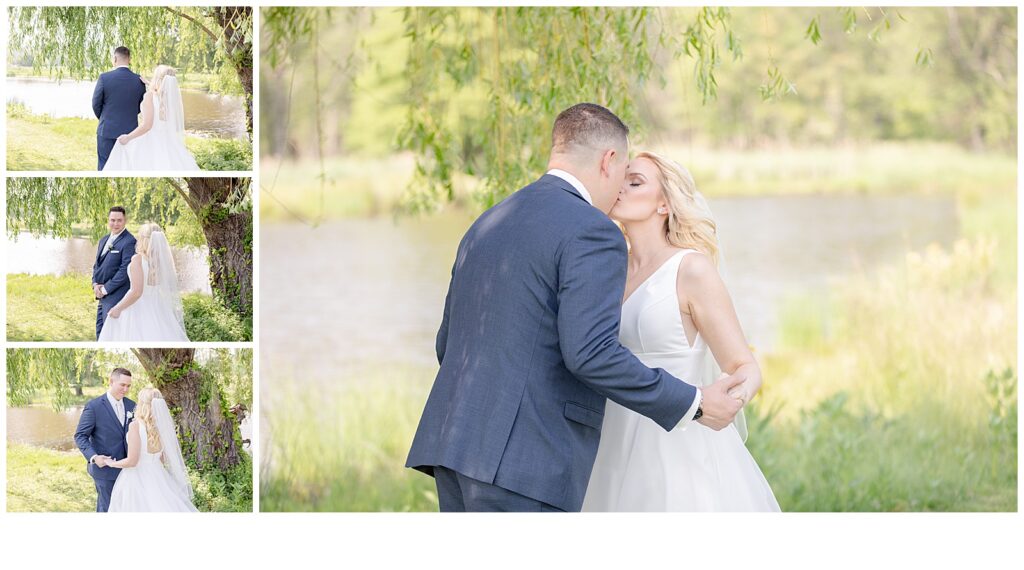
[7,232,212,294]
[6,405,253,456]
[260,194,958,386]
[7,77,248,140]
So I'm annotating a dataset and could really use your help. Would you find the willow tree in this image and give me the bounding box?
[7,348,248,471]
[7,349,101,409]
[6,177,253,326]
[132,348,243,470]
[8,6,254,135]
[261,6,926,212]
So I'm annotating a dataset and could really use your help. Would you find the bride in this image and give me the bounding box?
[582,151,780,511]
[98,223,190,342]
[107,387,198,512]
[102,65,200,171]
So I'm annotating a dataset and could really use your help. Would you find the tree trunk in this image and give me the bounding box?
[133,349,241,471]
[212,6,254,136]
[181,177,253,322]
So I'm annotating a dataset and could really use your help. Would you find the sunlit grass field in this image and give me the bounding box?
[7,273,250,342]
[6,442,254,512]
[6,103,252,171]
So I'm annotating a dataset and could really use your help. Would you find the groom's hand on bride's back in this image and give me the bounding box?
[696,373,745,431]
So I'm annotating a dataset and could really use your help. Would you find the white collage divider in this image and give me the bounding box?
[0,1,1022,569]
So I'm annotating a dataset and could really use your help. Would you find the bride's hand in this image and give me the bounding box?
[108,307,121,319]
[728,386,749,406]
[719,373,749,406]
[117,134,130,145]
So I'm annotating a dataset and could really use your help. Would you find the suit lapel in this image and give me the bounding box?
[123,400,134,433]
[100,395,121,429]
[97,234,110,262]
[100,232,126,261]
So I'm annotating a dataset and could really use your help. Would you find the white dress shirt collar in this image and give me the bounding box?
[546,168,594,206]
[107,229,125,244]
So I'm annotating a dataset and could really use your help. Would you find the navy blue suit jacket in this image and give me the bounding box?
[93,230,137,310]
[74,395,135,481]
[92,67,146,140]
[406,174,698,511]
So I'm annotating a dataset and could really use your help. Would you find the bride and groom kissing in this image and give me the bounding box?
[74,367,197,512]
[93,206,190,341]
[407,103,779,512]
[93,46,199,171]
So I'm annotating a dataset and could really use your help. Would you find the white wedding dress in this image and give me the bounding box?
[583,249,780,511]
[108,421,198,512]
[98,255,190,342]
[102,76,200,171]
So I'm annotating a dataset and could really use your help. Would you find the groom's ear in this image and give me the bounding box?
[600,149,616,176]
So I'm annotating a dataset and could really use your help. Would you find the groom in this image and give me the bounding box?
[93,206,136,339]
[406,103,745,512]
[92,46,146,170]
[74,368,135,512]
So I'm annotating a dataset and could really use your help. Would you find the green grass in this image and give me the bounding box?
[260,142,1016,222]
[7,442,253,512]
[6,103,252,171]
[7,273,250,342]
[260,368,438,512]
[7,443,97,512]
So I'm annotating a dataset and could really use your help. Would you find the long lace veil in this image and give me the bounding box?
[159,75,187,143]
[152,398,193,500]
[147,231,187,334]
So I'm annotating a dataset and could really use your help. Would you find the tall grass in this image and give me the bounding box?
[261,236,1016,512]
[750,238,1016,511]
[260,368,437,512]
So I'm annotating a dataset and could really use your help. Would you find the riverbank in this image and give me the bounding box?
[260,229,1017,512]
[7,66,225,92]
[7,273,250,341]
[6,104,252,171]
[7,442,253,512]
[259,142,1016,221]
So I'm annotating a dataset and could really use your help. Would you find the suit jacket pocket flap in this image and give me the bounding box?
[564,401,603,430]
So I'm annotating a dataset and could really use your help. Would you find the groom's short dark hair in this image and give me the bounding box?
[551,103,629,154]
[109,206,126,217]
[111,367,132,379]
[113,46,131,59]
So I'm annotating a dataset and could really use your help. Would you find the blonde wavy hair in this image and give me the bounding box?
[635,151,719,265]
[135,387,164,454]
[149,65,177,122]
[134,222,164,287]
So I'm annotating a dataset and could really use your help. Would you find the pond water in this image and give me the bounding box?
[7,405,252,456]
[259,193,959,386]
[7,232,212,294]
[7,76,247,140]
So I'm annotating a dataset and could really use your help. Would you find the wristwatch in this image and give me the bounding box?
[693,394,704,420]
